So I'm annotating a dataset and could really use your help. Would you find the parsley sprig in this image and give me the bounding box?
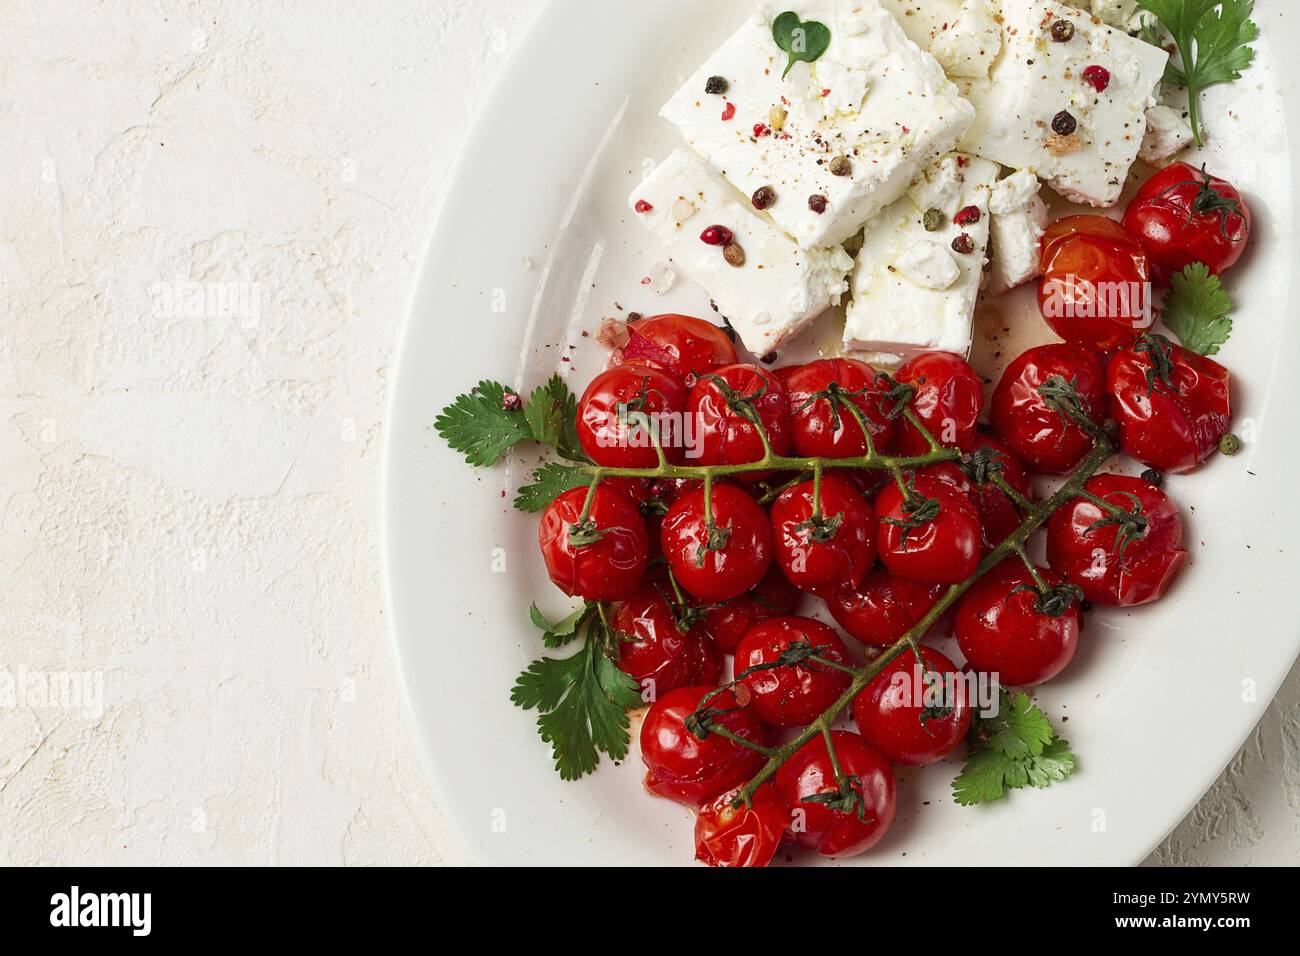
[1138,0,1259,147]
[1162,261,1234,355]
[952,691,1076,806]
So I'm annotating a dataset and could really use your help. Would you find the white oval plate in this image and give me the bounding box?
[382,0,1300,865]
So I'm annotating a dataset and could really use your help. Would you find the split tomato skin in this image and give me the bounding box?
[660,484,773,603]
[785,358,895,458]
[640,686,768,806]
[771,474,876,596]
[890,352,984,455]
[620,313,739,379]
[577,365,688,468]
[852,646,972,766]
[1122,162,1252,285]
[735,617,852,727]
[700,565,798,653]
[775,731,895,858]
[608,576,720,697]
[537,485,648,601]
[694,784,790,868]
[875,475,982,584]
[1106,336,1231,473]
[824,568,943,647]
[688,363,792,470]
[955,560,1080,687]
[1046,474,1188,607]
[991,344,1107,474]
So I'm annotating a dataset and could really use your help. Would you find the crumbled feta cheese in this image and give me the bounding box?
[630,149,853,356]
[908,155,964,217]
[989,169,1041,215]
[1140,104,1195,163]
[1091,0,1143,32]
[895,241,961,290]
[985,171,1049,296]
[931,0,1002,79]
[660,0,975,250]
[646,261,677,294]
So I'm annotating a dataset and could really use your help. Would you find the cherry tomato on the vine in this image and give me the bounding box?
[852,646,971,766]
[735,616,852,727]
[824,568,943,647]
[1046,474,1188,607]
[785,358,894,458]
[694,784,790,868]
[699,565,798,653]
[771,474,876,595]
[991,344,1106,474]
[661,483,773,602]
[875,475,982,584]
[537,484,648,601]
[688,363,792,471]
[889,352,984,455]
[922,435,1034,551]
[608,573,720,697]
[577,365,688,468]
[1106,334,1231,474]
[1122,162,1252,285]
[955,560,1080,686]
[775,731,895,858]
[641,686,768,806]
[619,313,739,379]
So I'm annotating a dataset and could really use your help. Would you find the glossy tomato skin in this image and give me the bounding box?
[608,575,720,697]
[620,313,739,379]
[775,731,895,858]
[890,352,984,455]
[991,344,1106,474]
[700,566,799,653]
[641,686,768,806]
[661,484,773,603]
[735,617,852,727]
[688,364,791,470]
[538,485,648,601]
[920,435,1032,551]
[875,475,982,584]
[955,560,1080,686]
[577,365,688,468]
[1122,162,1252,284]
[786,358,895,458]
[1046,474,1188,606]
[825,569,943,647]
[1106,335,1231,473]
[852,646,971,766]
[771,475,876,596]
[1038,215,1151,352]
[694,784,790,868]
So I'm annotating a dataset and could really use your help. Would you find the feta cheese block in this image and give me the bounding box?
[629,149,854,356]
[660,0,976,250]
[1140,104,1195,164]
[931,0,1002,79]
[985,170,1050,296]
[843,153,998,363]
[957,0,1169,207]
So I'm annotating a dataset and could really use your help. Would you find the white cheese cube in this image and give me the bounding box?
[1091,0,1144,31]
[932,0,1002,79]
[843,153,998,363]
[957,0,1169,207]
[660,0,976,250]
[985,170,1050,295]
[629,149,854,357]
[1140,104,1194,164]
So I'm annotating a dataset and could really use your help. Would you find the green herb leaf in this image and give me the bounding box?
[513,462,591,513]
[952,749,1015,806]
[1138,0,1258,145]
[435,380,532,466]
[524,374,584,461]
[529,601,595,648]
[772,11,832,79]
[952,690,1076,806]
[1162,262,1233,356]
[982,691,1054,761]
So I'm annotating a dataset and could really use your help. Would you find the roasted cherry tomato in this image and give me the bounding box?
[1046,474,1188,606]
[637,477,702,556]
[852,646,971,766]
[661,484,773,602]
[735,617,852,727]
[694,784,790,868]
[619,313,739,379]
[955,560,1080,686]
[688,363,792,471]
[699,565,799,653]
[1038,214,1151,352]
[1105,333,1231,473]
[785,358,894,458]
[1122,162,1252,284]
[641,686,768,806]
[608,573,720,698]
[771,474,876,596]
[824,568,943,647]
[775,731,895,858]
[922,435,1034,550]
[875,475,982,584]
[991,344,1106,474]
[577,365,688,468]
[889,352,984,455]
[537,484,648,601]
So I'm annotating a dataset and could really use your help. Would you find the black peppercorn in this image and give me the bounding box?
[951,233,975,254]
[1051,19,1075,42]
[1052,110,1078,135]
[1140,468,1164,487]
[705,75,728,95]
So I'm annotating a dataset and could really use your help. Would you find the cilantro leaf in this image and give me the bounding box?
[435,380,531,466]
[772,11,832,79]
[952,749,1014,806]
[952,691,1076,806]
[524,374,584,462]
[529,601,595,648]
[1162,262,1233,356]
[1139,0,1258,145]
[1024,737,1078,789]
[511,639,641,781]
[513,462,591,513]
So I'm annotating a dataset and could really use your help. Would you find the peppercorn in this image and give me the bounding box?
[1140,468,1164,487]
[760,352,778,365]
[808,194,828,214]
[1051,19,1075,42]
[1052,110,1078,136]
[923,208,945,232]
[752,186,776,210]
[1219,433,1243,456]
[722,242,746,267]
[705,75,728,95]
[951,233,975,254]
[700,225,733,246]
[829,155,852,177]
[953,204,982,226]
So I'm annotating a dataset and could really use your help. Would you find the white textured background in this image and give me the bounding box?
[0,0,1295,866]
